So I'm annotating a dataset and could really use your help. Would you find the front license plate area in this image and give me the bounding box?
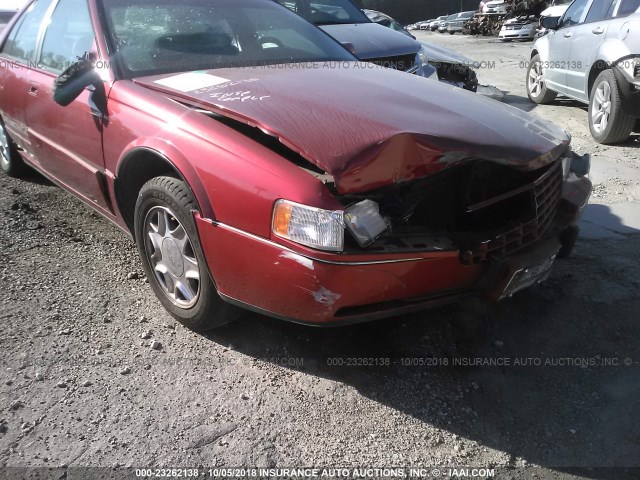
[500,255,556,300]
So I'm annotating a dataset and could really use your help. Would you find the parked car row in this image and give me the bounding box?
[0,0,591,330]
[413,0,569,41]
[442,11,477,34]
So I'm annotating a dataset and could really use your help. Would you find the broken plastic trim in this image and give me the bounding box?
[344,200,389,247]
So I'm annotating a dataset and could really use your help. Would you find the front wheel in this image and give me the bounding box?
[0,118,27,177]
[589,70,635,145]
[526,54,557,104]
[134,176,241,331]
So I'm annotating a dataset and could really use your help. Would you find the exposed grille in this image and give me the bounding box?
[368,54,416,72]
[486,162,563,257]
[339,160,564,259]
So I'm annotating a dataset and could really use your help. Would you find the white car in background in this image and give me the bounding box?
[499,15,538,40]
[537,0,573,36]
[483,0,509,14]
[527,0,640,144]
[417,19,436,30]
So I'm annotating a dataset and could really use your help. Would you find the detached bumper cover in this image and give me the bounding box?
[195,174,591,325]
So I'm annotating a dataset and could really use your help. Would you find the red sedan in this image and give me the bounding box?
[0,0,591,330]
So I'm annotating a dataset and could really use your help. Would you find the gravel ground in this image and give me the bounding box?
[1,34,640,480]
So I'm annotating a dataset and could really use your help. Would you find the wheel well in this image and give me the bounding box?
[114,149,196,234]
[588,62,609,96]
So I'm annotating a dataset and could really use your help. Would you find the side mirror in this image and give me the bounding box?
[53,55,100,107]
[541,16,561,30]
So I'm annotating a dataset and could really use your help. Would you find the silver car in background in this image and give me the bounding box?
[430,15,448,30]
[527,0,640,144]
[439,14,458,32]
[448,11,477,34]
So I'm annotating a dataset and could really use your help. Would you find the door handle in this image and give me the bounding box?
[563,31,573,38]
[592,26,604,34]
[28,82,39,97]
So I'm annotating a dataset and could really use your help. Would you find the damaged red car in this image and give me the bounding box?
[0,0,591,330]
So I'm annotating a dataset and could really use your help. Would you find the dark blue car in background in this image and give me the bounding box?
[273,0,481,92]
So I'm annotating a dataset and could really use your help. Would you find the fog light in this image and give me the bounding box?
[344,200,389,247]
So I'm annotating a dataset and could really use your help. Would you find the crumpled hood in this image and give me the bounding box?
[318,23,420,60]
[134,64,570,194]
[419,41,474,65]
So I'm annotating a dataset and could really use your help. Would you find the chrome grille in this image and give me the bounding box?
[368,54,416,72]
[487,162,563,257]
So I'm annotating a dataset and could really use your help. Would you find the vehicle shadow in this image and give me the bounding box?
[503,94,585,113]
[9,167,54,187]
[502,93,537,112]
[205,225,640,477]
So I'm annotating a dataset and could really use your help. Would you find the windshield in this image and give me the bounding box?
[273,0,370,25]
[101,0,356,78]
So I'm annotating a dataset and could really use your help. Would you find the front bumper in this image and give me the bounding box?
[499,29,535,39]
[195,175,591,326]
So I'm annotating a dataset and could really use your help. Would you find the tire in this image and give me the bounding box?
[134,176,241,331]
[0,117,27,177]
[449,31,455,35]
[588,70,635,145]
[526,54,557,104]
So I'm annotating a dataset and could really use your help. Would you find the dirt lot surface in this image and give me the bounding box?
[1,34,639,480]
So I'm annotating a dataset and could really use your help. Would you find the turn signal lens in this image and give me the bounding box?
[273,201,292,236]
[272,200,344,252]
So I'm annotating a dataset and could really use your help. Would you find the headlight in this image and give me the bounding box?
[272,200,344,252]
[561,156,571,180]
[416,46,429,68]
[416,46,438,80]
[615,56,640,84]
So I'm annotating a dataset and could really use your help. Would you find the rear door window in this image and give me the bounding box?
[560,0,591,26]
[585,0,615,21]
[614,0,640,16]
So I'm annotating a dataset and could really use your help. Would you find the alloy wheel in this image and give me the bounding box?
[591,80,611,134]
[144,206,201,308]
[528,61,543,97]
[0,123,10,169]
